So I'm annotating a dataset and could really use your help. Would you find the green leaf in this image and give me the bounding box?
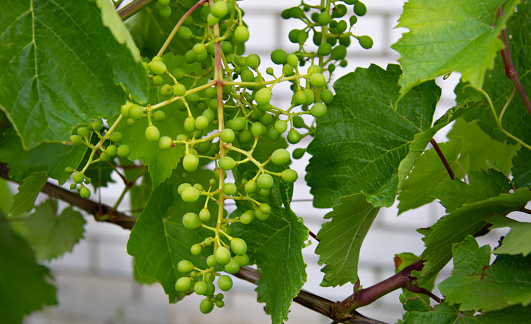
[230,207,308,324]
[0,213,57,323]
[127,171,219,302]
[439,238,531,312]
[487,215,531,256]
[0,128,88,185]
[0,178,13,216]
[24,201,86,261]
[0,0,148,149]
[419,187,531,283]
[10,172,48,216]
[393,0,519,97]
[477,304,531,323]
[133,259,156,286]
[402,302,480,324]
[447,119,519,175]
[433,169,512,213]
[307,64,441,208]
[314,193,379,287]
[455,2,531,145]
[398,138,469,214]
[512,147,531,188]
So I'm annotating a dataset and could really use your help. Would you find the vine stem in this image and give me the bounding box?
[497,6,531,116]
[430,139,454,180]
[117,0,155,21]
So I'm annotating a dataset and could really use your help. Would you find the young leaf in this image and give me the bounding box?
[487,215,531,256]
[0,0,148,149]
[10,172,48,216]
[315,193,380,287]
[393,0,519,97]
[398,138,469,214]
[307,64,441,208]
[439,237,531,312]
[24,201,86,261]
[0,213,57,323]
[0,128,88,185]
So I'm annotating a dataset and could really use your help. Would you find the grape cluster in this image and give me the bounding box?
[65,0,372,314]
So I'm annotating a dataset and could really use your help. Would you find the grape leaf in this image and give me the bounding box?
[9,172,48,216]
[393,0,519,97]
[314,193,380,287]
[0,213,57,323]
[487,215,531,256]
[0,0,148,149]
[127,170,219,303]
[419,187,531,283]
[512,148,531,188]
[439,237,531,312]
[477,305,531,323]
[455,2,531,145]
[0,128,88,185]
[398,138,470,214]
[23,201,86,261]
[447,119,519,175]
[0,178,13,216]
[230,206,308,324]
[115,54,207,189]
[433,169,512,213]
[307,64,441,208]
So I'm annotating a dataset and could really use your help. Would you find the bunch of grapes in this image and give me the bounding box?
[66,0,372,314]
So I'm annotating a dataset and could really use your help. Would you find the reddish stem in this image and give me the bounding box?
[430,139,454,180]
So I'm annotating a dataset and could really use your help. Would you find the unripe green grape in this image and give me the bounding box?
[240,210,254,224]
[194,281,208,295]
[202,109,216,123]
[92,122,103,131]
[178,26,193,39]
[293,90,307,105]
[182,212,201,229]
[215,300,225,308]
[175,277,192,292]
[158,136,173,150]
[80,186,91,199]
[354,2,367,16]
[359,35,373,49]
[310,102,328,118]
[230,117,246,131]
[183,154,199,172]
[230,238,247,255]
[117,145,131,158]
[259,189,270,197]
[194,183,204,191]
[339,35,351,47]
[220,129,235,143]
[184,117,196,133]
[244,179,258,194]
[289,6,303,18]
[267,127,281,141]
[222,182,237,195]
[77,127,89,137]
[287,129,301,144]
[109,132,123,142]
[199,208,210,222]
[271,49,288,65]
[259,113,273,126]
[125,118,135,127]
[152,111,166,123]
[106,145,118,157]
[150,60,167,75]
[178,260,194,273]
[218,156,236,170]
[196,50,209,62]
[256,102,271,112]
[178,183,192,195]
[207,255,218,267]
[259,203,271,215]
[292,148,306,159]
[233,254,250,266]
[331,45,347,60]
[271,149,290,165]
[281,169,298,183]
[233,25,249,43]
[200,298,214,314]
[274,120,288,134]
[191,243,202,255]
[321,89,334,104]
[211,0,228,18]
[254,88,272,105]
[239,129,253,144]
[129,104,143,120]
[160,84,173,96]
[246,54,260,69]
[145,125,160,142]
[217,275,233,291]
[224,260,240,274]
[251,122,266,137]
[255,208,270,221]
[309,73,327,87]
[257,174,273,190]
[282,63,294,76]
[73,172,85,184]
[317,11,331,25]
[333,4,348,18]
[318,43,333,56]
[215,247,231,265]
[221,41,233,54]
[70,135,83,146]
[288,29,300,43]
[158,5,172,17]
[195,116,209,130]
[286,54,298,68]
[121,103,132,117]
[266,67,274,75]
[205,281,215,295]
[308,65,322,74]
[336,20,348,33]
[152,75,164,86]
[192,43,206,56]
[184,50,196,63]
[172,85,186,98]
[240,69,254,82]
[349,15,358,26]
[158,0,170,5]
[181,187,200,202]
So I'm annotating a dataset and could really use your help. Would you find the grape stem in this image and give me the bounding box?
[117,0,154,21]
[429,139,454,180]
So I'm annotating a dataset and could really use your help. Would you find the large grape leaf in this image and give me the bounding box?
[447,119,519,175]
[9,172,48,216]
[439,236,531,312]
[0,213,57,324]
[398,138,470,214]
[512,148,531,188]
[393,0,519,97]
[314,193,379,287]
[0,0,148,149]
[230,205,308,324]
[307,64,441,208]
[0,128,88,185]
[23,201,86,261]
[127,170,219,302]
[419,187,531,283]
[488,215,531,256]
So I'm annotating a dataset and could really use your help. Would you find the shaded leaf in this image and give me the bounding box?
[512,147,531,188]
[10,172,48,216]
[488,215,531,256]
[402,302,479,324]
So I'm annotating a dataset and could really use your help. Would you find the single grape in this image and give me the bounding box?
[145,125,160,142]
[178,26,193,39]
[80,186,91,199]
[215,300,225,308]
[195,116,210,130]
[100,151,111,162]
[159,136,173,150]
[117,145,131,158]
[246,54,260,69]
[259,203,271,215]
[92,122,103,131]
[178,260,194,273]
[308,65,322,74]
[160,84,173,96]
[149,60,167,75]
[318,43,333,56]
[255,88,272,105]
[230,117,246,131]
[206,255,218,267]
[331,45,347,60]
[292,148,306,159]
[173,84,187,96]
[211,1,228,18]
[233,25,249,43]
[286,54,298,67]
[70,135,83,146]
[77,127,90,137]
[317,11,331,25]
[292,116,305,128]
[215,246,231,265]
[73,172,85,184]
[233,254,249,267]
[336,20,348,33]
[271,49,288,65]
[217,275,233,291]
[240,210,254,224]
[354,2,367,16]
[182,212,201,229]
[129,105,143,120]
[199,298,214,314]
[152,75,164,85]
[257,174,273,190]
[175,277,192,292]
[349,15,358,25]
[287,129,301,144]
[191,243,202,255]
[244,179,258,194]
[194,281,208,295]
[230,238,247,255]
[251,122,266,137]
[153,110,167,122]
[271,149,290,165]
[254,208,270,221]
[158,5,172,17]
[223,182,237,195]
[184,116,196,133]
[321,89,334,104]
[293,90,307,105]
[310,103,328,118]
[218,156,236,170]
[181,187,200,202]
[359,35,373,49]
[205,281,215,295]
[109,132,123,142]
[309,73,327,87]
[224,260,240,274]
[178,183,192,195]
[274,120,288,134]
[239,129,253,144]
[158,0,170,5]
[281,169,298,183]
[267,127,281,141]
[121,103,131,117]
[220,129,235,143]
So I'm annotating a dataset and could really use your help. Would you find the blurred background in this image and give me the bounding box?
[22,1,508,323]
